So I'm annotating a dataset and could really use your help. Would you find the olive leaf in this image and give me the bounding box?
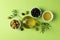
[8,9,19,19]
[12,9,18,16]
[12,9,18,13]
[41,23,51,33]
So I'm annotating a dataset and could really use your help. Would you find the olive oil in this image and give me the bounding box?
[23,16,37,28]
[43,12,51,21]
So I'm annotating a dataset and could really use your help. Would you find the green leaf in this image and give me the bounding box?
[41,22,51,33]
[12,9,18,13]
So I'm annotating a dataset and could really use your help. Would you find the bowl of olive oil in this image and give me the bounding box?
[42,10,53,22]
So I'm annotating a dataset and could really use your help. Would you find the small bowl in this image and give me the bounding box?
[10,19,21,29]
[42,10,53,22]
[31,7,42,18]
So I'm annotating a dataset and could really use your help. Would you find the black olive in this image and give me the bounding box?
[22,13,25,15]
[20,27,24,31]
[31,8,41,17]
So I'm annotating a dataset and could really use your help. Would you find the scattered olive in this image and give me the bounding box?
[22,13,25,15]
[26,11,29,14]
[20,27,24,31]
[8,16,12,19]
[35,27,39,31]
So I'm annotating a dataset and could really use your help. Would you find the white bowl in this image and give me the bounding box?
[10,18,21,29]
[42,10,53,22]
[31,7,42,18]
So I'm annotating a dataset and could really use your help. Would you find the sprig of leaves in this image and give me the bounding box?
[12,9,18,16]
[8,9,18,19]
[41,23,51,33]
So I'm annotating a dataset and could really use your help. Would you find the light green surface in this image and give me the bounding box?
[0,0,60,40]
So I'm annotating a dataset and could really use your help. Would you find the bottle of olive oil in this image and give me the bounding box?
[23,16,37,28]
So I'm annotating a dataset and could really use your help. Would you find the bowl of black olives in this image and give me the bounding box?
[31,7,42,18]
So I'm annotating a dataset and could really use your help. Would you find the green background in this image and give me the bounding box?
[0,0,60,40]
